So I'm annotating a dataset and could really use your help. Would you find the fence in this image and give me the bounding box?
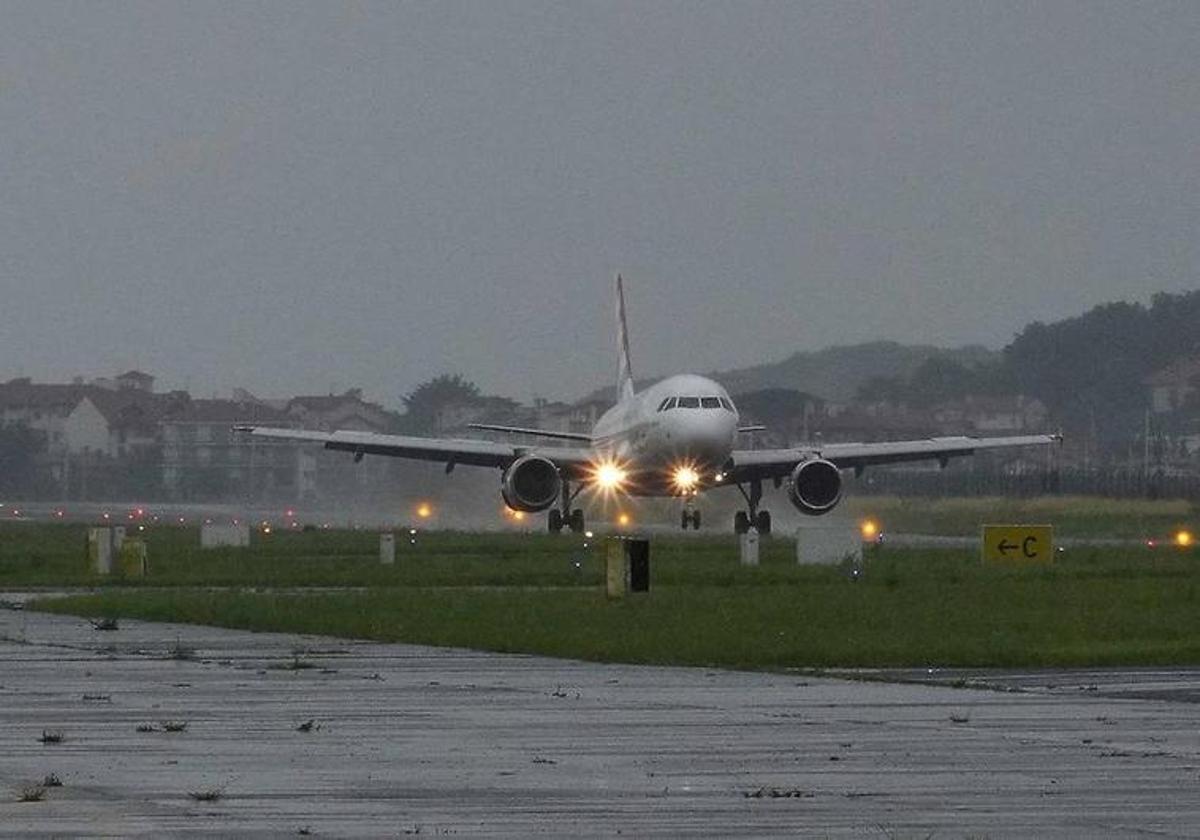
[856,465,1200,500]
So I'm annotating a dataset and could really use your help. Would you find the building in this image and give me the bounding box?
[0,378,90,453]
[812,405,938,444]
[61,388,170,458]
[89,370,156,393]
[286,389,396,433]
[161,399,312,502]
[1146,356,1200,414]
[931,395,1048,435]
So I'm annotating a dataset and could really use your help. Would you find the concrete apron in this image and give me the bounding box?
[2,596,1200,837]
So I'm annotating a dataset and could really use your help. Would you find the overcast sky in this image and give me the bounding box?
[2,1,1197,406]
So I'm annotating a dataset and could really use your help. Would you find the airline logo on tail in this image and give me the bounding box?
[616,274,635,403]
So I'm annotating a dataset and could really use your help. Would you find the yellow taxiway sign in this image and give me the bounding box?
[981,524,1054,564]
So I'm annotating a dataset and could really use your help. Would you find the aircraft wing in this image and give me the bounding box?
[726,434,1061,483]
[466,423,592,442]
[235,426,596,476]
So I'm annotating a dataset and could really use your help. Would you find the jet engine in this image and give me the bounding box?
[501,455,562,512]
[787,458,843,515]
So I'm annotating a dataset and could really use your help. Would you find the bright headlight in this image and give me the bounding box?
[594,461,627,490]
[672,465,700,491]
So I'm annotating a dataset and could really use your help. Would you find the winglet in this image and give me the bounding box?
[616,274,635,402]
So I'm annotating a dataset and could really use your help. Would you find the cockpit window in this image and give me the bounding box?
[719,397,734,412]
[657,397,671,412]
[700,397,722,409]
[677,396,700,408]
[665,397,677,410]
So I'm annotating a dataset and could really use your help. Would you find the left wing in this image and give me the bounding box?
[235,426,596,477]
[727,434,1061,483]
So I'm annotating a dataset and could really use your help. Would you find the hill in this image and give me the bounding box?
[581,342,998,404]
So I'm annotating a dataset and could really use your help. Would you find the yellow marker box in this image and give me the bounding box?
[981,525,1054,565]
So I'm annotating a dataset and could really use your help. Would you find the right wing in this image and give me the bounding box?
[235,426,596,477]
[466,423,592,443]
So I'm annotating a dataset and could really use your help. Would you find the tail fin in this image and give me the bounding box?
[615,274,635,402]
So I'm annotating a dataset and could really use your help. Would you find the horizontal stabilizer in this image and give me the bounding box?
[737,425,767,434]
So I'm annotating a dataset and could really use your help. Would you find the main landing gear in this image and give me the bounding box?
[548,478,585,534]
[733,479,771,535]
[680,496,701,530]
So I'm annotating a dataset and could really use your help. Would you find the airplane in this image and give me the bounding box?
[237,276,1060,534]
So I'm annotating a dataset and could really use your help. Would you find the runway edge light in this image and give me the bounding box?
[860,519,879,541]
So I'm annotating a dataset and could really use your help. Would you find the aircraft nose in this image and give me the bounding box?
[675,412,735,465]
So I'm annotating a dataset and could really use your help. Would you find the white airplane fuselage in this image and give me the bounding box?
[238,273,1059,534]
[589,373,739,495]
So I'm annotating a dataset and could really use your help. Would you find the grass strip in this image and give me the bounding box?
[32,563,1200,669]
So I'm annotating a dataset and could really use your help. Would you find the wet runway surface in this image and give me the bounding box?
[2,597,1200,838]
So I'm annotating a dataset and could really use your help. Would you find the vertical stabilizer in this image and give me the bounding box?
[615,274,635,402]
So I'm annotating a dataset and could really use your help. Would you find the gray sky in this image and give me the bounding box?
[2,1,1197,406]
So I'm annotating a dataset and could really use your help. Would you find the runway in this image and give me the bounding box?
[2,597,1199,837]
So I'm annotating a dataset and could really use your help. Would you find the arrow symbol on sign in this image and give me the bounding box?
[997,539,1018,555]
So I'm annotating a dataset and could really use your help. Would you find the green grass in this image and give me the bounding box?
[1,494,1194,588]
[28,540,1200,669]
[10,510,1200,669]
[0,522,807,588]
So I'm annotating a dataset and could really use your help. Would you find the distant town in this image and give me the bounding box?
[1,310,1196,505]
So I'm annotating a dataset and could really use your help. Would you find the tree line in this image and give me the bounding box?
[855,290,1200,444]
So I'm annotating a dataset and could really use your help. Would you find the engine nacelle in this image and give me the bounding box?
[787,458,843,515]
[501,454,562,513]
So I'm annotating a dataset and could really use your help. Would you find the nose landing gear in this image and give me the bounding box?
[678,493,701,530]
[680,506,701,530]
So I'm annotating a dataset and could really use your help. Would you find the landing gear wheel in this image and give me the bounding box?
[692,510,701,530]
[755,510,771,535]
[569,509,585,534]
[548,509,563,534]
[681,510,690,531]
[734,511,750,535]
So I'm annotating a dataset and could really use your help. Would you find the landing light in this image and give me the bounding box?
[594,461,628,491]
[860,519,880,541]
[416,502,433,519]
[617,512,631,528]
[671,465,701,492]
[1176,530,1194,548]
